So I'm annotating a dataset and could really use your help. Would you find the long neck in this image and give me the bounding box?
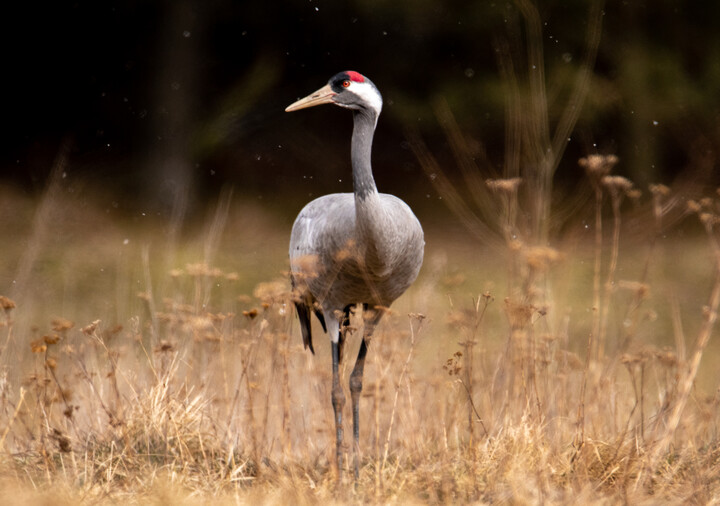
[351,109,378,199]
[351,109,394,273]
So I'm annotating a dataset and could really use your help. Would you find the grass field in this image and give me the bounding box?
[1,166,720,504]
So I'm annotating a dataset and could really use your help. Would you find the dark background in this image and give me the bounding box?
[3,0,719,216]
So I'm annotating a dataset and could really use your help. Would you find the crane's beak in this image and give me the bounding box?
[285,84,336,112]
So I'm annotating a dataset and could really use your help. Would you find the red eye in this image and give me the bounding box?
[342,80,351,88]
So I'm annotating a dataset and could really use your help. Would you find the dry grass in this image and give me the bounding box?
[1,170,720,505]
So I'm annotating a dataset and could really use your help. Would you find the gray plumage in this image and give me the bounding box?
[290,191,424,346]
[286,71,424,479]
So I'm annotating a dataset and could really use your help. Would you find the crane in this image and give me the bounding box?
[286,71,424,479]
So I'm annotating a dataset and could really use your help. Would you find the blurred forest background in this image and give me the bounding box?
[2,0,719,218]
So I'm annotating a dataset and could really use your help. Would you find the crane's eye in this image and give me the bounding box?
[342,80,351,88]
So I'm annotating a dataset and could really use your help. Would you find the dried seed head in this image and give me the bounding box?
[486,177,522,194]
[699,212,718,227]
[204,333,221,343]
[508,239,523,252]
[579,154,619,179]
[700,197,714,209]
[441,273,466,287]
[334,239,359,262]
[649,184,670,197]
[626,189,642,201]
[51,429,71,453]
[190,315,214,332]
[290,254,321,281]
[154,340,174,353]
[0,296,16,311]
[210,312,232,323]
[43,334,61,345]
[687,200,702,213]
[504,298,535,328]
[601,175,633,195]
[446,310,474,328]
[81,320,101,336]
[525,246,562,271]
[443,351,464,376]
[253,279,290,305]
[639,346,656,362]
[243,309,259,319]
[656,347,678,368]
[30,340,47,354]
[334,248,352,262]
[185,263,213,277]
[51,318,74,332]
[63,405,76,419]
[156,312,174,324]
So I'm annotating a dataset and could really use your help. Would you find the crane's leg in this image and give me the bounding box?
[331,339,345,478]
[330,306,352,479]
[348,304,382,480]
[349,337,368,481]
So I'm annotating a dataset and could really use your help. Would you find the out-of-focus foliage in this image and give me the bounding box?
[3,0,719,203]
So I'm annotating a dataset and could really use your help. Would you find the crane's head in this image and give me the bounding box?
[285,71,383,118]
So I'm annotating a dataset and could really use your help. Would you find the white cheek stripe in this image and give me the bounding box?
[350,81,383,118]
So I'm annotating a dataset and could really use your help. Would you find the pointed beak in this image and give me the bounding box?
[285,84,336,112]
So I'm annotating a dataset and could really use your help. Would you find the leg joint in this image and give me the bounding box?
[349,370,363,394]
[332,382,346,409]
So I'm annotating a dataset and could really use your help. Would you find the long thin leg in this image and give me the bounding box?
[331,339,345,478]
[348,304,382,480]
[349,338,368,480]
[330,306,352,479]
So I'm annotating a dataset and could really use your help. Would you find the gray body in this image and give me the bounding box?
[290,190,424,343]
